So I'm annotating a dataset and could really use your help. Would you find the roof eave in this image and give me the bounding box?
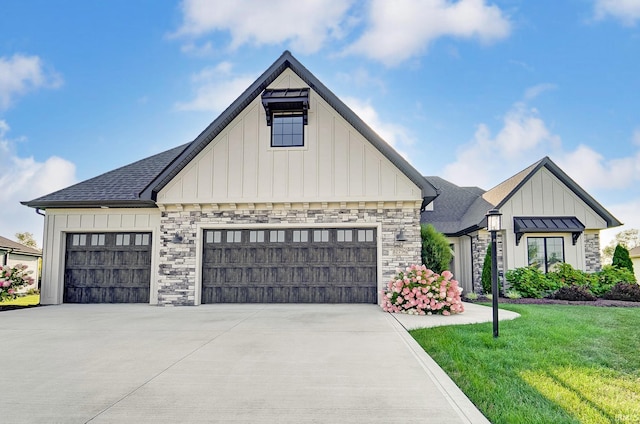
[21,200,157,209]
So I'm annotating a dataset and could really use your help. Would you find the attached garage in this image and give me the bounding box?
[201,228,377,303]
[64,232,152,303]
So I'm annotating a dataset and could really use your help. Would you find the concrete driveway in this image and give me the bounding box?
[1,304,493,423]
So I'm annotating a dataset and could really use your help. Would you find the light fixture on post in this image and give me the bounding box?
[396,229,407,242]
[485,208,502,338]
[172,232,183,244]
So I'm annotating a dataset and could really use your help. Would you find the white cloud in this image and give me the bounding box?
[524,83,557,101]
[441,100,640,197]
[0,121,76,245]
[345,0,511,65]
[173,0,354,53]
[555,146,640,190]
[175,62,256,113]
[442,103,560,187]
[342,96,414,158]
[594,0,640,26]
[0,54,62,110]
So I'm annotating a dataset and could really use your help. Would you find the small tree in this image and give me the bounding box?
[602,229,639,264]
[420,224,452,274]
[15,232,38,249]
[481,244,492,294]
[612,244,634,274]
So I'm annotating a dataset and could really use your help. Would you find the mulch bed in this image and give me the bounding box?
[466,297,640,308]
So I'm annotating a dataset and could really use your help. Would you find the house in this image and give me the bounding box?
[22,51,621,305]
[423,157,621,294]
[0,235,42,291]
[630,246,640,283]
[22,51,438,305]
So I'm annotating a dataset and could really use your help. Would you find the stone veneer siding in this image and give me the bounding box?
[471,231,505,294]
[584,232,601,273]
[157,206,421,306]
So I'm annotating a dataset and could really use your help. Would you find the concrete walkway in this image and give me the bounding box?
[0,303,518,423]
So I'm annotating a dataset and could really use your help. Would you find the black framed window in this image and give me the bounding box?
[527,237,564,272]
[271,112,304,147]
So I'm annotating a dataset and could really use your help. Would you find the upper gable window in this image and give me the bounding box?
[261,88,309,148]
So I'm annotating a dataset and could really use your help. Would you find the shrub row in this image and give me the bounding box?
[505,263,639,301]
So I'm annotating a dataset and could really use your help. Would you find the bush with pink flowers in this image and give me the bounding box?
[0,264,35,302]
[381,264,465,315]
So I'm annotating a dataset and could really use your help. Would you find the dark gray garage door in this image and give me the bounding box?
[64,232,152,303]
[202,228,377,303]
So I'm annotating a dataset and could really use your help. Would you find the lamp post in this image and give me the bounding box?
[486,208,502,338]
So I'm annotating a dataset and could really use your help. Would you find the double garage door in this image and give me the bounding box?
[64,227,377,304]
[202,228,377,304]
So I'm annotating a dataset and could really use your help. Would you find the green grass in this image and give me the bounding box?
[0,294,40,306]
[411,304,640,424]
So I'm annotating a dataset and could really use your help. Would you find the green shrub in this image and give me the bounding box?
[505,290,522,299]
[505,266,559,298]
[420,224,452,274]
[551,285,597,301]
[592,265,636,297]
[603,282,640,302]
[481,244,492,294]
[612,244,635,274]
[465,292,479,300]
[547,263,596,288]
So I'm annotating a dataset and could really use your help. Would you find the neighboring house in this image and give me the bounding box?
[630,246,640,283]
[0,235,41,291]
[22,51,438,305]
[423,157,621,294]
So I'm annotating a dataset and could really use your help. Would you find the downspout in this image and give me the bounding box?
[2,247,14,267]
[36,208,45,217]
[465,234,475,293]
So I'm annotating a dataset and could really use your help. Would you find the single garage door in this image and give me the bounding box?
[201,228,377,303]
[64,232,152,303]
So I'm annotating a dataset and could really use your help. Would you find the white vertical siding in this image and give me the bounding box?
[39,208,160,305]
[157,68,422,205]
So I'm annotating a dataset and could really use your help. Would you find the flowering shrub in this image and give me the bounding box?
[381,264,464,315]
[0,264,35,302]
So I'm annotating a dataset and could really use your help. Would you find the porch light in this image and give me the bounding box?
[485,208,502,338]
[172,232,183,244]
[396,229,407,242]
[486,208,502,232]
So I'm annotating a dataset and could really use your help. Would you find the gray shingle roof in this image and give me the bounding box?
[0,236,42,257]
[22,143,188,208]
[421,176,493,235]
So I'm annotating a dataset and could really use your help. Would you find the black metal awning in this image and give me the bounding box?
[261,88,310,125]
[514,216,585,245]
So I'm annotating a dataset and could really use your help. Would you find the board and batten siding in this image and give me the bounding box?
[40,208,160,305]
[157,69,422,205]
[499,167,607,271]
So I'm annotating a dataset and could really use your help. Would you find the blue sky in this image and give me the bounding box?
[1,0,639,249]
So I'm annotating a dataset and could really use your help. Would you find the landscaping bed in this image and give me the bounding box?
[467,296,640,307]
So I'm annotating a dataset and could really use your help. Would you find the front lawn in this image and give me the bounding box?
[0,294,40,306]
[411,304,640,424]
